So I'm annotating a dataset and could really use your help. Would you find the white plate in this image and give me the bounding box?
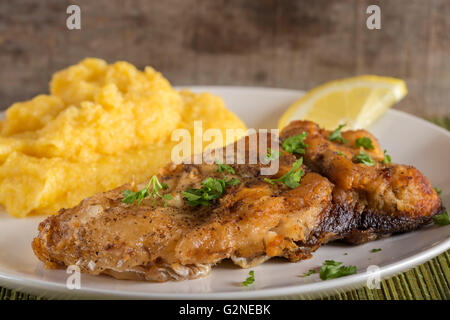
[0,86,449,299]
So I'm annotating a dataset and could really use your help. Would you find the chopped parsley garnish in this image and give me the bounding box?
[264,158,304,189]
[242,270,255,286]
[355,137,374,150]
[382,149,392,164]
[433,210,450,226]
[182,177,240,206]
[264,148,281,163]
[216,160,235,174]
[122,175,173,207]
[433,187,445,226]
[319,260,357,280]
[336,151,345,156]
[328,124,348,144]
[301,269,316,277]
[354,151,375,166]
[282,132,308,155]
[371,248,382,253]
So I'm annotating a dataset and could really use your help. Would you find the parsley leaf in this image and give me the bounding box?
[216,160,235,174]
[355,137,374,150]
[122,189,146,206]
[122,175,172,207]
[434,187,442,195]
[319,260,357,280]
[242,270,255,286]
[182,176,240,206]
[224,177,241,186]
[301,269,316,277]
[264,158,304,189]
[329,124,348,144]
[382,149,392,164]
[264,148,281,163]
[433,210,450,226]
[354,151,375,166]
[370,248,382,253]
[336,151,345,157]
[282,132,308,155]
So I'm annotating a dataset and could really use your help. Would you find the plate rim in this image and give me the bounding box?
[183,85,450,138]
[0,85,449,299]
[0,235,448,299]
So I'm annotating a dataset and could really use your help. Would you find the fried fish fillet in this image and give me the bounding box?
[32,133,336,281]
[32,123,443,282]
[280,120,443,244]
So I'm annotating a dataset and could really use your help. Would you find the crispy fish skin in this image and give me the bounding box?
[32,122,444,282]
[32,134,334,281]
[280,120,443,243]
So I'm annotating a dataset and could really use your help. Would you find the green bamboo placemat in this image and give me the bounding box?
[1,117,449,300]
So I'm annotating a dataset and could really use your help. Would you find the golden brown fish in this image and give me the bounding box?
[280,120,443,244]
[32,123,443,281]
[32,133,336,281]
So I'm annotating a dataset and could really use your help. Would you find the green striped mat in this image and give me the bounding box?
[1,117,449,300]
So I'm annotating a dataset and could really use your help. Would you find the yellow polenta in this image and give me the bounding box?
[0,58,246,217]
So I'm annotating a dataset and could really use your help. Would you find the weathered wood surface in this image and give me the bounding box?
[0,0,449,117]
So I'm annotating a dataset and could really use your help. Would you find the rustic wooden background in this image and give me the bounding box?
[0,0,449,117]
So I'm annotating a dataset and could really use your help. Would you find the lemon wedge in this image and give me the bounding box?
[278,75,407,130]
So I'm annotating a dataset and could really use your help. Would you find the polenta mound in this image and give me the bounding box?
[0,58,246,217]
